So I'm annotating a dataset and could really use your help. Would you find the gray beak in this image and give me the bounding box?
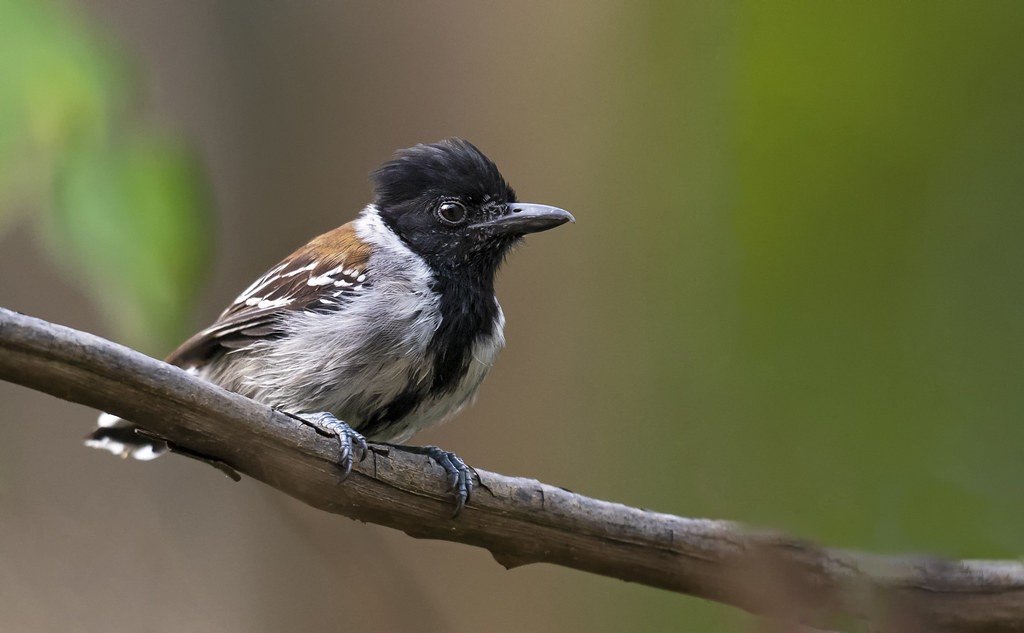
[472,203,575,236]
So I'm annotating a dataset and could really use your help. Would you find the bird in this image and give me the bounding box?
[86,138,574,515]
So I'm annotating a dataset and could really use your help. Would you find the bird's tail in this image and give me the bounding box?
[85,413,168,461]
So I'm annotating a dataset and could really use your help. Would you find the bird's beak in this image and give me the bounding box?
[472,203,575,236]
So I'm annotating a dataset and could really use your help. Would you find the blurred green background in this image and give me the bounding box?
[2,1,1022,631]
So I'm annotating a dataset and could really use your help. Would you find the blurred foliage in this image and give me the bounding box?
[0,0,210,350]
[731,2,1024,557]
[580,2,1024,630]
[2,1,1023,630]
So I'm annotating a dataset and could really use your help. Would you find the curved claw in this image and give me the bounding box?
[284,410,367,480]
[395,444,473,517]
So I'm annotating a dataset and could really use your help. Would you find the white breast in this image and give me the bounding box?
[386,306,506,443]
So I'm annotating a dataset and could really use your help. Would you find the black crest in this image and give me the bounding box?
[373,138,516,210]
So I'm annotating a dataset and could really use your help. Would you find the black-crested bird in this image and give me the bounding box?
[86,138,574,514]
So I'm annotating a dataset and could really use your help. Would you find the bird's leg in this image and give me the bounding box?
[277,409,368,479]
[386,444,473,517]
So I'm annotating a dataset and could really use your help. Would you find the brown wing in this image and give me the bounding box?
[166,222,372,368]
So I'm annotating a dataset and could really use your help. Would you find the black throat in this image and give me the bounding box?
[355,262,498,440]
[426,263,500,395]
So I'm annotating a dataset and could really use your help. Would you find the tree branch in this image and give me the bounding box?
[1,306,1021,631]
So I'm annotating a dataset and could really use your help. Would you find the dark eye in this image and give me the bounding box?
[436,200,468,225]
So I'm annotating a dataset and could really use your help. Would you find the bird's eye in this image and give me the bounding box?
[436,200,468,225]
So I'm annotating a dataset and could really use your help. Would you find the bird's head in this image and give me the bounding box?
[372,138,573,276]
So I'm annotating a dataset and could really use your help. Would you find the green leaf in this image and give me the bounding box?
[0,0,125,230]
[48,131,212,352]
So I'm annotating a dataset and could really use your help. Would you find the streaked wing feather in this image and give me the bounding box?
[166,222,372,368]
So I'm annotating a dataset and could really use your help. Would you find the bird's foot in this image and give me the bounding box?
[279,409,368,479]
[389,444,473,517]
